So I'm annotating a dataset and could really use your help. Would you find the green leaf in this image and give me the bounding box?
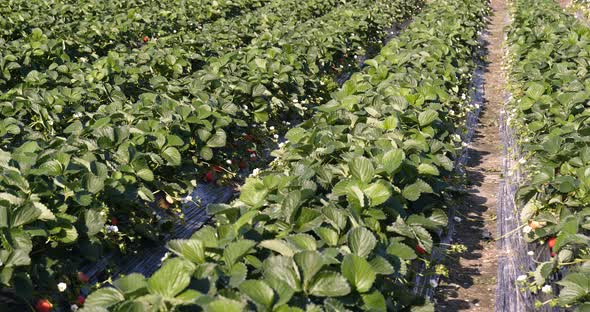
[229,262,248,287]
[239,280,275,308]
[113,273,147,296]
[263,255,301,292]
[224,240,256,267]
[147,258,194,297]
[162,147,181,166]
[316,227,339,246]
[200,146,213,160]
[534,261,554,286]
[282,191,302,222]
[386,241,417,260]
[349,157,375,183]
[167,239,205,264]
[206,129,227,148]
[525,82,545,100]
[0,205,7,228]
[341,254,376,293]
[348,227,377,258]
[286,234,317,251]
[285,127,306,143]
[240,178,268,208]
[418,110,438,126]
[136,168,154,182]
[294,251,324,288]
[56,226,78,244]
[417,163,439,176]
[402,179,432,201]
[84,287,125,308]
[86,174,105,194]
[259,239,295,257]
[557,273,590,305]
[362,291,386,312]
[308,272,351,297]
[206,298,245,312]
[364,181,392,207]
[382,150,404,174]
[11,204,41,227]
[84,209,106,236]
[369,256,395,275]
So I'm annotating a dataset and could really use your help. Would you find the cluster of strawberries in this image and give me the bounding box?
[35,272,89,312]
[203,149,257,183]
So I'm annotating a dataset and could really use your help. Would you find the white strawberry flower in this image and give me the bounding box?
[71,304,79,311]
[527,250,534,256]
[226,159,232,165]
[516,275,527,282]
[106,225,119,233]
[273,134,279,139]
[58,282,67,292]
[453,216,462,222]
[541,284,552,294]
[269,126,275,131]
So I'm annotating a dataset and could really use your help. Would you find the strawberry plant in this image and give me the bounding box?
[507,0,590,309]
[78,0,488,310]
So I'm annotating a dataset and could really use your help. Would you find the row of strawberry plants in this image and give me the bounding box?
[0,0,341,88]
[152,0,345,58]
[75,0,489,311]
[0,0,271,47]
[506,0,590,309]
[0,0,422,303]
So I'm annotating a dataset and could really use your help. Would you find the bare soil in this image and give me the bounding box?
[434,0,508,310]
[559,0,571,8]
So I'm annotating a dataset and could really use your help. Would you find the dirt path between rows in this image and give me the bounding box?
[434,0,507,310]
[559,0,571,8]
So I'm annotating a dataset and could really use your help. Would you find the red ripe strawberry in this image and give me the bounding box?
[143,36,149,43]
[212,165,222,173]
[77,272,89,283]
[246,148,254,153]
[76,295,86,305]
[204,171,215,183]
[239,159,247,169]
[35,299,52,312]
[415,245,426,255]
[548,237,557,249]
[111,217,118,225]
[244,134,255,142]
[550,252,556,257]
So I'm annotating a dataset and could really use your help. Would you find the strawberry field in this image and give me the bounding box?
[2,0,590,311]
